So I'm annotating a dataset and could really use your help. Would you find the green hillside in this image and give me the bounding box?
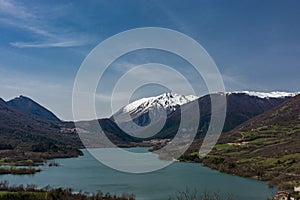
[180,95,300,190]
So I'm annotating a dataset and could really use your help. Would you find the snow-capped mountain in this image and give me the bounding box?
[111,91,299,128]
[105,91,296,140]
[111,92,198,127]
[226,91,299,99]
[123,92,198,114]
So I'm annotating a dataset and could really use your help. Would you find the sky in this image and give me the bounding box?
[0,0,300,120]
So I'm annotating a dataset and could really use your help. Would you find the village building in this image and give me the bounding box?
[273,191,291,200]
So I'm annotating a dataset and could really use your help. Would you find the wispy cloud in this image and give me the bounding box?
[0,0,93,48]
[10,40,89,48]
[0,0,35,20]
[153,1,193,34]
[0,17,54,38]
[0,0,52,37]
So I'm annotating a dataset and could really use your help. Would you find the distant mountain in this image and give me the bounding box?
[7,95,61,122]
[226,91,299,99]
[121,92,198,114]
[221,93,300,142]
[104,91,294,140]
[0,95,137,154]
[0,96,82,166]
[111,93,198,132]
[244,92,300,126]
[222,92,294,132]
[0,96,79,148]
[160,92,291,139]
[65,93,197,145]
[185,94,300,190]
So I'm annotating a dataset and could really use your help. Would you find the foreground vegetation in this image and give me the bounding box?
[0,167,41,175]
[0,182,242,200]
[0,138,83,169]
[0,181,135,200]
[168,189,235,200]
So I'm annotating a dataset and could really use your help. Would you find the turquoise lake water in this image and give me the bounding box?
[0,148,276,199]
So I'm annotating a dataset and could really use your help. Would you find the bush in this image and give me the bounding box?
[169,188,234,200]
[0,181,135,200]
[0,144,13,150]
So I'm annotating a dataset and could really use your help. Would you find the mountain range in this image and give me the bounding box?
[1,91,297,145]
[108,91,296,140]
[112,91,298,129]
[0,91,298,161]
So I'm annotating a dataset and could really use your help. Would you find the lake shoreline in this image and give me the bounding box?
[0,142,282,193]
[0,147,276,199]
[0,143,152,175]
[0,148,83,175]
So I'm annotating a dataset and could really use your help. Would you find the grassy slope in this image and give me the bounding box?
[180,95,300,190]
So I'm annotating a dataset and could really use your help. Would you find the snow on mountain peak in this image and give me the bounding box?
[227,91,299,99]
[122,92,198,113]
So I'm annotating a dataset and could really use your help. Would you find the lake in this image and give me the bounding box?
[0,148,276,199]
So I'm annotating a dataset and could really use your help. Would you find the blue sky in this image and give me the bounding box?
[0,0,300,120]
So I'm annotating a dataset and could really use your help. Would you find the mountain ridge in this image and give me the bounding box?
[104,91,295,140]
[7,95,61,122]
[226,91,299,99]
[0,95,82,166]
[112,91,299,119]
